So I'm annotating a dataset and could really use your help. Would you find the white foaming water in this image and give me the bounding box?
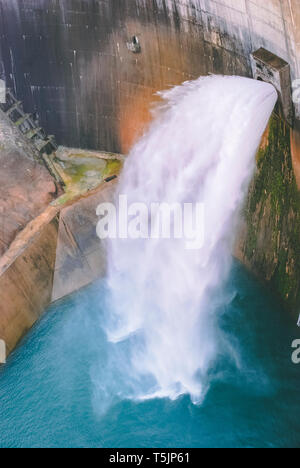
[100,76,277,404]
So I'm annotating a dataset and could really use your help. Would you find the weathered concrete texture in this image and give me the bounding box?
[0,208,59,355]
[236,114,300,317]
[0,177,116,356]
[3,0,298,153]
[52,182,116,302]
[291,120,300,188]
[0,112,57,255]
[0,0,299,153]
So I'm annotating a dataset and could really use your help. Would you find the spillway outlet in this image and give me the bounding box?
[251,47,294,127]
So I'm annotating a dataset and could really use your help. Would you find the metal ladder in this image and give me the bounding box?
[0,89,64,186]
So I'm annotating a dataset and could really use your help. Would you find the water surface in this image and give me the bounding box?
[0,262,299,448]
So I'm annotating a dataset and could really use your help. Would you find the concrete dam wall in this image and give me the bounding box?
[0,0,300,356]
[0,0,299,153]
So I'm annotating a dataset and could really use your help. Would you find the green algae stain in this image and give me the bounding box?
[63,163,96,184]
[243,114,300,311]
[52,151,123,207]
[103,159,122,178]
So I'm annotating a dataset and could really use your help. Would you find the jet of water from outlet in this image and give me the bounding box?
[99,75,277,404]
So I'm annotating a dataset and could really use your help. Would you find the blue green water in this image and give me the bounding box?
[0,262,299,448]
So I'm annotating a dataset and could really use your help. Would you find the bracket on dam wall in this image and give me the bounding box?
[251,48,293,127]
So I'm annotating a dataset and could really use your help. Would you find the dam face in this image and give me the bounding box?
[0,0,299,153]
